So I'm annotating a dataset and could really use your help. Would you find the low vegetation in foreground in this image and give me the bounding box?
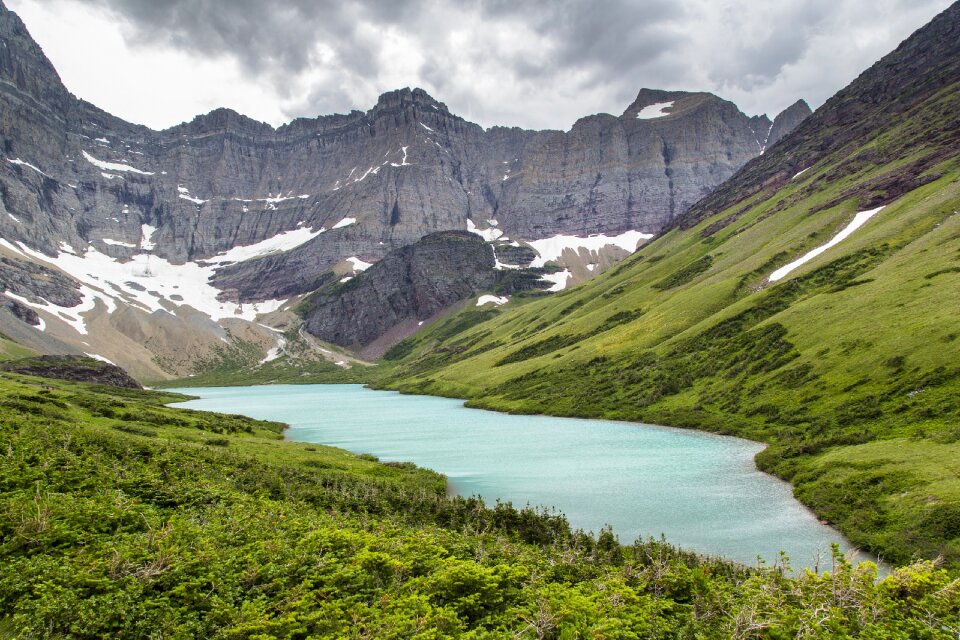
[1,370,959,638]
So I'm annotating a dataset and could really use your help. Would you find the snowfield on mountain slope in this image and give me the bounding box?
[0,225,329,334]
[769,206,886,282]
[526,231,654,268]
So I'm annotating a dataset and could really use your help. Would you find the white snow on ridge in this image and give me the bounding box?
[2,240,288,329]
[541,269,571,292]
[526,230,653,268]
[82,151,153,175]
[346,256,373,272]
[209,226,326,264]
[6,157,51,178]
[332,217,357,230]
[102,238,137,248]
[467,218,504,242]
[792,168,810,180]
[636,101,675,119]
[85,352,115,365]
[419,122,434,132]
[476,295,509,306]
[769,206,886,282]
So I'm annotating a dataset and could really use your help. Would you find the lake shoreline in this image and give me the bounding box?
[170,383,879,571]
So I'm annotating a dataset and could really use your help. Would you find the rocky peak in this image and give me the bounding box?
[621,88,726,120]
[766,99,812,149]
[371,87,450,117]
[0,0,72,110]
[166,107,275,137]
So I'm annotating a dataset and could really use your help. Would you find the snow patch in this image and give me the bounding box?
[769,207,886,282]
[1,239,289,328]
[541,269,571,292]
[389,146,411,167]
[636,101,675,119]
[6,157,51,178]
[140,225,157,251]
[209,226,326,264]
[419,122,434,132]
[467,218,503,242]
[346,256,373,272]
[476,295,509,306]
[82,150,153,175]
[332,217,357,230]
[84,352,115,365]
[792,168,810,180]
[259,335,287,364]
[102,238,137,248]
[526,230,653,268]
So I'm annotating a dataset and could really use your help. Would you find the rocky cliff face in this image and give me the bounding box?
[765,100,812,150]
[301,232,499,350]
[0,0,809,375]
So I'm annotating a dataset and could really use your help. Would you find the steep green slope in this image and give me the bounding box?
[3,372,960,637]
[380,6,960,567]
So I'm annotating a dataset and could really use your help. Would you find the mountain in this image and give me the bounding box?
[764,99,812,149]
[0,0,808,378]
[379,3,960,567]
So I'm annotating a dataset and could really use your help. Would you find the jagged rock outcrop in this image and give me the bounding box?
[301,232,498,349]
[0,354,142,388]
[1,294,39,325]
[765,100,812,150]
[0,257,82,306]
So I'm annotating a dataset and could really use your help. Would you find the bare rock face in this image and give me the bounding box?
[0,257,83,307]
[765,100,813,150]
[0,354,142,388]
[300,231,498,349]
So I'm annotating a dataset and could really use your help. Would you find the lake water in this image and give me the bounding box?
[170,383,874,570]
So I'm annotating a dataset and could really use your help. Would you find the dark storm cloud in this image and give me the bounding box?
[65,0,957,128]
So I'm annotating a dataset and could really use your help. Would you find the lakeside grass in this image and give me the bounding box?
[2,371,959,637]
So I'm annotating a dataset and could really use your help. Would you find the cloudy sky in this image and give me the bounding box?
[8,0,953,131]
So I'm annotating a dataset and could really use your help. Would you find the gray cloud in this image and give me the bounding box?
[54,0,958,129]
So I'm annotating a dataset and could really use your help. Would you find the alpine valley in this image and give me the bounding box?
[1,0,959,637]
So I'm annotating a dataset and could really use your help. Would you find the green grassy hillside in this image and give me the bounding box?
[379,65,960,569]
[3,371,959,637]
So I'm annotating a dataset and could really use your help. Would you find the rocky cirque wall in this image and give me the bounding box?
[0,0,810,376]
[0,2,807,302]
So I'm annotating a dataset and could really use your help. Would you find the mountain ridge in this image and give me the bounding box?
[0,0,809,377]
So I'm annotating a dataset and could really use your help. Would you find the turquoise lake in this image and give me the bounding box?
[170,383,875,570]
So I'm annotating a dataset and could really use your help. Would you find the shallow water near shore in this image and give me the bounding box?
[171,383,878,570]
